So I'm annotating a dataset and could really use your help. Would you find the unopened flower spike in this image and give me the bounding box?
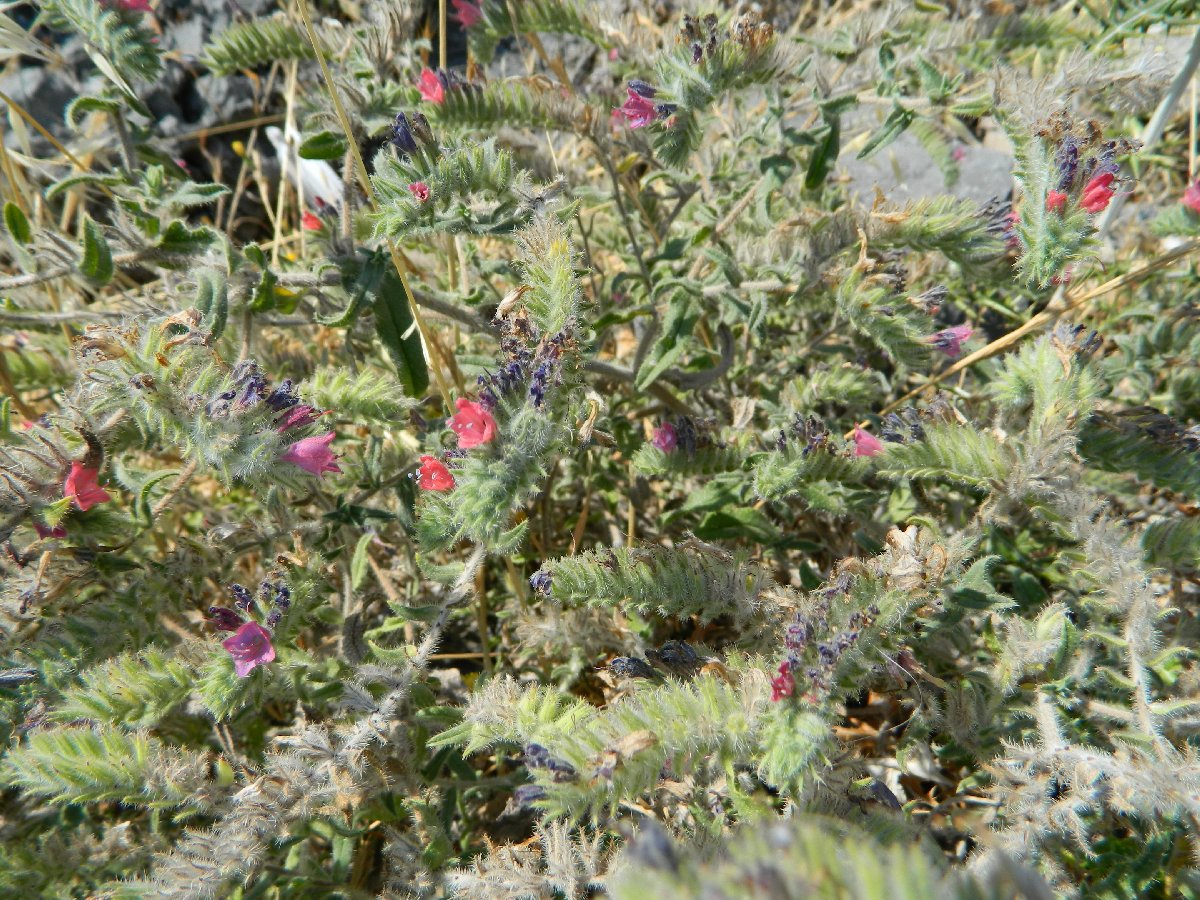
[853,427,883,457]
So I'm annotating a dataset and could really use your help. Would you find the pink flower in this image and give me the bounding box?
[451,0,482,27]
[280,432,342,477]
[418,68,445,105]
[951,144,966,162]
[34,522,67,539]
[222,621,275,677]
[1080,171,1116,213]
[418,455,455,491]
[608,47,619,61]
[927,324,973,359]
[63,462,112,511]
[651,422,677,453]
[408,181,431,203]
[614,88,657,129]
[1045,190,1067,213]
[275,404,321,432]
[301,211,322,231]
[447,398,497,449]
[1183,180,1200,214]
[853,427,883,457]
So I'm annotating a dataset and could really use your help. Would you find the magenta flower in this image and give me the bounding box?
[280,432,342,477]
[34,522,68,539]
[418,455,455,491]
[1080,171,1116,213]
[451,0,482,27]
[852,427,883,457]
[418,68,445,105]
[1183,180,1200,214]
[651,422,677,453]
[275,404,321,432]
[1045,190,1067,213]
[64,462,112,511]
[447,398,497,449]
[107,0,153,12]
[408,181,431,203]
[927,324,973,359]
[222,621,275,677]
[614,88,658,129]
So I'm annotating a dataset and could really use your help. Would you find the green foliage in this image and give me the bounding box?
[1,726,215,814]
[40,0,161,94]
[466,0,610,64]
[203,17,323,76]
[52,647,193,727]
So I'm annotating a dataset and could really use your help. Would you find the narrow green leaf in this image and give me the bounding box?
[4,202,30,245]
[857,102,915,160]
[80,217,114,286]
[369,253,429,396]
[351,531,375,590]
[805,110,840,190]
[298,130,348,161]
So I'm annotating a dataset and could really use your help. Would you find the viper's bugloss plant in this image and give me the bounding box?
[2,2,1200,898]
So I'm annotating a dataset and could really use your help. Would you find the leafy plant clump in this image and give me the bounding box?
[3,1,1200,897]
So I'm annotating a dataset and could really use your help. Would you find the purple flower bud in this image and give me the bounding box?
[529,571,553,595]
[627,79,657,98]
[391,112,419,154]
[229,583,253,610]
[208,606,245,632]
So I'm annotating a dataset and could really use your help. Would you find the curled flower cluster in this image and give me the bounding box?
[475,314,574,413]
[773,414,830,455]
[1043,128,1133,217]
[771,575,879,703]
[614,80,676,129]
[680,12,720,64]
[416,67,473,106]
[389,110,434,156]
[650,414,720,458]
[208,578,292,677]
[203,362,339,478]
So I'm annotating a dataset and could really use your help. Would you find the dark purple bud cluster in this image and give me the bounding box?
[524,742,577,782]
[509,784,547,809]
[1054,137,1080,193]
[627,79,656,98]
[681,13,720,63]
[476,315,575,413]
[880,409,926,445]
[229,583,253,610]
[390,110,434,156]
[978,195,1018,249]
[911,285,947,315]
[529,570,553,595]
[645,640,701,678]
[220,578,291,630]
[1050,322,1102,363]
[1077,140,1122,192]
[202,360,323,431]
[774,414,830,455]
[608,656,659,679]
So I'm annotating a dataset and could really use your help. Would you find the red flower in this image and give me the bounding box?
[651,422,677,453]
[301,211,322,231]
[927,324,973,359]
[63,462,112,511]
[418,455,455,491]
[408,182,431,203]
[614,88,657,129]
[1183,180,1200,214]
[222,621,275,677]
[418,68,445,105]
[1045,190,1067,213]
[451,0,482,27]
[108,0,153,12]
[34,522,67,539]
[447,398,498,449]
[1080,171,1116,213]
[770,662,795,702]
[280,432,342,477]
[852,427,883,457]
